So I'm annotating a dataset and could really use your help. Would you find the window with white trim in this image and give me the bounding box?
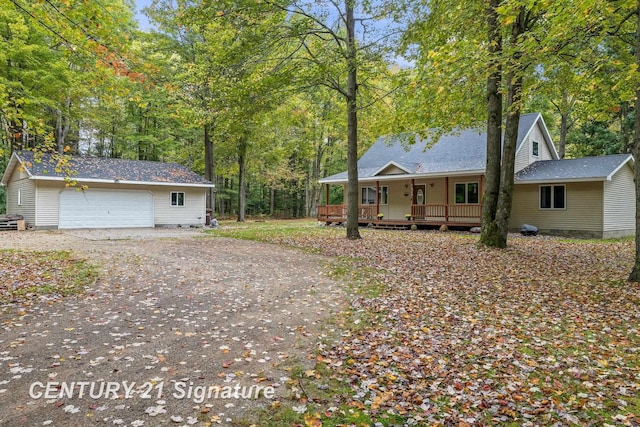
[361,186,388,205]
[532,141,539,157]
[170,191,185,207]
[17,190,22,206]
[540,185,565,209]
[454,182,479,204]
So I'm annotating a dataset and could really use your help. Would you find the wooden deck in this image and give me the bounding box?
[318,204,481,228]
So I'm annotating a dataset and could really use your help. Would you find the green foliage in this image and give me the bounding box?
[566,119,630,158]
[0,0,138,153]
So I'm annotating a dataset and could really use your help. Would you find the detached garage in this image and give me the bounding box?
[1,151,215,229]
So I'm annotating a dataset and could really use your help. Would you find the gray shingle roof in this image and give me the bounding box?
[321,113,542,183]
[514,154,633,183]
[15,151,213,186]
[415,128,487,174]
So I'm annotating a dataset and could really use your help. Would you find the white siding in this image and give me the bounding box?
[154,188,206,226]
[515,122,556,172]
[603,163,635,237]
[33,180,206,228]
[511,182,604,236]
[35,181,62,227]
[6,168,36,226]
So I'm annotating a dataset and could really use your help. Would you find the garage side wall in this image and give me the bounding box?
[153,188,206,226]
[5,169,36,226]
[34,181,207,228]
[35,181,61,227]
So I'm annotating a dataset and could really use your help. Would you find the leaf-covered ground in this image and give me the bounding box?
[0,249,97,304]
[220,224,640,426]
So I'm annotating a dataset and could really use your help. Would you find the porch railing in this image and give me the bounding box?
[318,204,346,220]
[412,204,482,221]
[319,204,482,223]
[317,204,376,221]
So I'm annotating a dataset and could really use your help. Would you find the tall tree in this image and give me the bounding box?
[481,6,538,248]
[264,0,400,238]
[480,0,503,248]
[627,0,640,281]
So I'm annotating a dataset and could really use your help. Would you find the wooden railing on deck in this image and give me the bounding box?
[411,204,481,221]
[319,204,481,223]
[449,204,482,219]
[318,204,377,221]
[318,204,346,220]
[358,205,377,219]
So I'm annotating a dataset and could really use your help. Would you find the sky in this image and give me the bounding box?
[134,0,153,31]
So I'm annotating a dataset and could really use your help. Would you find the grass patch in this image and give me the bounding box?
[558,234,635,244]
[205,219,327,244]
[0,249,98,303]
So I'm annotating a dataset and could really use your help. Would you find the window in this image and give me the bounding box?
[17,190,22,206]
[171,192,185,207]
[540,185,565,209]
[361,186,388,205]
[455,182,479,204]
[378,186,388,205]
[361,187,375,204]
[532,141,539,157]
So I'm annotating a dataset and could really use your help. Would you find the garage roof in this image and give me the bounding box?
[514,154,634,183]
[1,151,215,188]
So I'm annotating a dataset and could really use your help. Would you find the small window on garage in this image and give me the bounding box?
[170,191,185,207]
[532,141,539,157]
[17,190,22,206]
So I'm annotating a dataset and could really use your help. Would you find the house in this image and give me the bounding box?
[318,113,635,238]
[1,151,215,229]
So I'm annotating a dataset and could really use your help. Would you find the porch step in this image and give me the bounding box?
[373,223,409,230]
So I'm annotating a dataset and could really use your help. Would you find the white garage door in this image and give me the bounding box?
[59,189,154,229]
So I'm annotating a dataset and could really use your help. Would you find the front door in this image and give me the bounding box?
[413,184,426,218]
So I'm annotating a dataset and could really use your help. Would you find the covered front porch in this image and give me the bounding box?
[318,176,483,227]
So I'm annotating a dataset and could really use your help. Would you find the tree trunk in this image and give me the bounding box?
[482,6,528,248]
[56,97,71,154]
[308,136,325,218]
[556,91,575,160]
[494,75,523,245]
[559,111,568,159]
[479,0,503,247]
[345,0,361,239]
[270,187,275,216]
[204,123,216,215]
[237,138,247,222]
[628,0,640,281]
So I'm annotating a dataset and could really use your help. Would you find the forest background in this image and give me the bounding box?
[0,0,637,222]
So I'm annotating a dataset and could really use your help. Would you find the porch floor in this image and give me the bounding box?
[321,217,481,229]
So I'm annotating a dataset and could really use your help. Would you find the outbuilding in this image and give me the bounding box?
[1,151,215,229]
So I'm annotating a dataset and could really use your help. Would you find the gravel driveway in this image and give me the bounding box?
[0,228,343,426]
